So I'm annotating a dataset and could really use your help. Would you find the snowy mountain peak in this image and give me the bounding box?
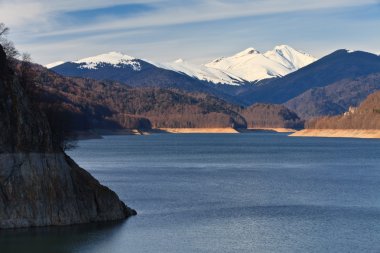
[205,45,316,82]
[73,51,141,70]
[174,58,185,63]
[234,47,261,57]
[274,44,294,51]
[272,45,314,58]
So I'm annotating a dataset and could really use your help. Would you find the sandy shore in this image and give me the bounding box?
[290,129,380,139]
[246,128,297,133]
[157,128,239,134]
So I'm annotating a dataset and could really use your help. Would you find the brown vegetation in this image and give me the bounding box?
[30,65,247,130]
[240,104,304,129]
[306,91,380,129]
[19,63,302,135]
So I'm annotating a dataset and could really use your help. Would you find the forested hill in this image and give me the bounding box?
[30,64,303,133]
[306,90,380,129]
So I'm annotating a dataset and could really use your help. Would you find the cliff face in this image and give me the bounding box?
[0,45,136,229]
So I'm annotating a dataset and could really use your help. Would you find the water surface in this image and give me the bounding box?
[1,133,380,252]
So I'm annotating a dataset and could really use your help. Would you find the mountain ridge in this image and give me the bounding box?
[47,45,316,86]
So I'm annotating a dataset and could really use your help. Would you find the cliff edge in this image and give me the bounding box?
[0,45,136,229]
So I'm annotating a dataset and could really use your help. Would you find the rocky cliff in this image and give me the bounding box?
[0,45,136,229]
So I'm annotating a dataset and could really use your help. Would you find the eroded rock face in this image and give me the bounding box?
[0,44,135,229]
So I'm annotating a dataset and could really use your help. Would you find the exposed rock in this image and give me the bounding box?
[0,44,135,229]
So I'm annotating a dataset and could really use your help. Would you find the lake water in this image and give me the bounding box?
[1,133,380,252]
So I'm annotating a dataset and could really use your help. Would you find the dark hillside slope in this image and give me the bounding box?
[285,73,380,119]
[306,90,380,129]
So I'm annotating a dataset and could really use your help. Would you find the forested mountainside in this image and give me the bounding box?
[285,73,380,119]
[0,44,135,229]
[29,64,303,132]
[33,65,246,130]
[306,90,380,129]
[241,104,304,129]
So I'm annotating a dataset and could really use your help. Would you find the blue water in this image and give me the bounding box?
[1,133,380,252]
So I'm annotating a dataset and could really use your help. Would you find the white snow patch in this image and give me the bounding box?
[74,51,141,71]
[158,59,245,85]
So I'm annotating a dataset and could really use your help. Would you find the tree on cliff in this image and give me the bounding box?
[0,22,77,151]
[0,23,18,61]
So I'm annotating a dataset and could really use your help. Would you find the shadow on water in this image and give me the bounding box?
[0,220,129,253]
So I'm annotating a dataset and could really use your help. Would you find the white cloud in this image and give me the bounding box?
[1,0,379,64]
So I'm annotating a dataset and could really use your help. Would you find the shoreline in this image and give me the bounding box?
[244,128,297,133]
[75,127,300,138]
[290,129,380,139]
[156,128,239,134]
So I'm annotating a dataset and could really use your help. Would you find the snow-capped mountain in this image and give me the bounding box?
[205,45,316,82]
[73,51,141,70]
[46,45,316,86]
[158,59,245,85]
[156,45,316,84]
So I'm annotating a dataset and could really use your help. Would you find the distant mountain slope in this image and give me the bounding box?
[306,90,380,129]
[240,50,380,104]
[285,73,380,119]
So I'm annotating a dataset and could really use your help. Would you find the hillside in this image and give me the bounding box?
[306,90,380,129]
[285,73,380,119]
[241,104,304,129]
[34,66,247,130]
[31,64,304,133]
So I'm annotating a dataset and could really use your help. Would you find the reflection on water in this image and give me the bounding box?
[0,220,128,253]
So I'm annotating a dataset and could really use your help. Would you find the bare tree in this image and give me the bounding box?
[0,23,9,37]
[0,22,19,61]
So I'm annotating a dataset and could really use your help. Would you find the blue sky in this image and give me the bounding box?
[0,0,380,65]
